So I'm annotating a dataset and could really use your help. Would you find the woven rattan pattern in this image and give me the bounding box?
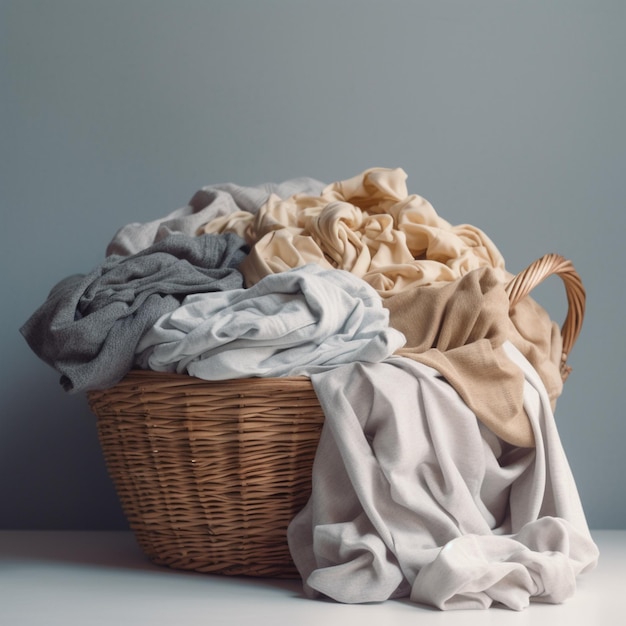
[89,374,324,577]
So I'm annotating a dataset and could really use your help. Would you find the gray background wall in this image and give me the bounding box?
[2,0,624,530]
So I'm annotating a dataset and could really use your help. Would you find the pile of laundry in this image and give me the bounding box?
[20,167,599,611]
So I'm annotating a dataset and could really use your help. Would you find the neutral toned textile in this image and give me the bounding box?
[135,264,405,379]
[383,267,563,447]
[287,343,597,610]
[20,232,248,393]
[106,177,325,256]
[200,167,507,295]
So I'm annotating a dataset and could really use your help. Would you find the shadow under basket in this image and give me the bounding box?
[87,253,585,579]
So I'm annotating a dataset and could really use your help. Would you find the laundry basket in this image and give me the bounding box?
[87,253,585,578]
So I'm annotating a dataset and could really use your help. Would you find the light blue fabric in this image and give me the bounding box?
[135,264,405,379]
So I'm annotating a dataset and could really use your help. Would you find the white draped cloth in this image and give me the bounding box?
[288,342,598,610]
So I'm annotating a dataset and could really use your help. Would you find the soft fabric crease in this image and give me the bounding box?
[20,232,248,392]
[106,177,326,256]
[134,264,406,380]
[287,344,597,610]
[199,167,508,295]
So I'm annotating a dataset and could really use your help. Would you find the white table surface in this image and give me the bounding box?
[0,529,623,625]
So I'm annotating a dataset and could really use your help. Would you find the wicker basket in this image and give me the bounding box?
[87,253,585,578]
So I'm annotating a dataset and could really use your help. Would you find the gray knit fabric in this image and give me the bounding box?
[20,232,248,393]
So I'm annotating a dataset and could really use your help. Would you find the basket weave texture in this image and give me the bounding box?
[89,375,323,577]
[87,253,585,578]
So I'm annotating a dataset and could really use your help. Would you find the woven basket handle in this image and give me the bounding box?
[505,253,586,382]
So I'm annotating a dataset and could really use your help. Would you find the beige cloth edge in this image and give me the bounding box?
[384,267,564,448]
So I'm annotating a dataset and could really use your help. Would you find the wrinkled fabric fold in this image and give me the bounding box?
[106,177,326,256]
[199,167,508,295]
[411,517,595,610]
[20,232,248,392]
[135,264,405,379]
[287,343,597,610]
[383,266,564,447]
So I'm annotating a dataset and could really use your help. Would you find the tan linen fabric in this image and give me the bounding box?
[199,167,508,295]
[383,267,564,448]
